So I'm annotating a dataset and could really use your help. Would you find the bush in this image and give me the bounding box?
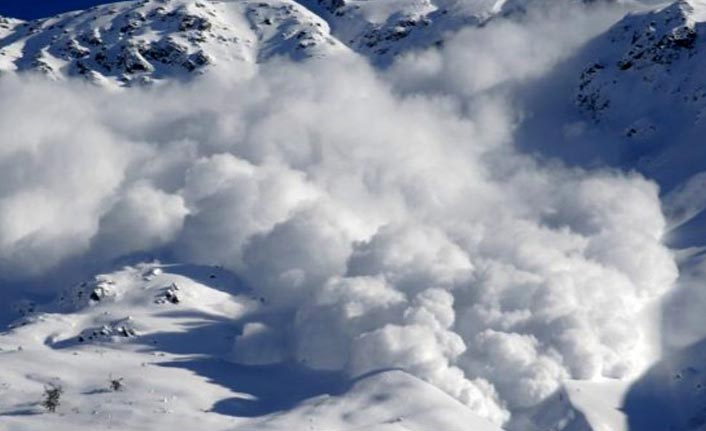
[42,384,63,413]
[109,377,124,392]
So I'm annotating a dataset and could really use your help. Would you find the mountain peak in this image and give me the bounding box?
[0,0,344,87]
[679,0,706,21]
[575,0,706,130]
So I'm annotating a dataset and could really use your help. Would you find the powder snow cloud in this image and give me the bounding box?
[0,3,678,425]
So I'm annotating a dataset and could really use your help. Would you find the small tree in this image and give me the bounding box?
[42,384,63,413]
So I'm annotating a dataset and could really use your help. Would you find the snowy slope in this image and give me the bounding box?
[307,0,485,64]
[514,379,630,431]
[564,0,706,191]
[0,0,614,85]
[574,4,706,255]
[0,0,345,87]
[518,0,706,226]
[0,263,503,431]
[622,337,706,431]
[509,2,706,428]
[254,370,504,431]
[576,0,706,128]
[306,0,609,64]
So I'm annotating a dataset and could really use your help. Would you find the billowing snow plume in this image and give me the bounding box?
[0,4,677,425]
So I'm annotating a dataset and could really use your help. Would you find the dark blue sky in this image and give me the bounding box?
[0,1,119,20]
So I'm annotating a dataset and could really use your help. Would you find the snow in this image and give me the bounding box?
[512,0,706,377]
[0,263,503,431]
[0,0,706,430]
[622,337,706,431]
[257,369,504,431]
[563,380,630,431]
[0,0,347,87]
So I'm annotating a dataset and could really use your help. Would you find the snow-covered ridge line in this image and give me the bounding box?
[0,0,345,87]
[576,0,706,129]
[0,0,616,85]
[0,0,479,85]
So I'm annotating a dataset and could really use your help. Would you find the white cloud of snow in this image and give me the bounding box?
[0,3,679,425]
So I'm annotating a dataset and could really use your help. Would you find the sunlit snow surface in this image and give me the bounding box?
[0,264,502,431]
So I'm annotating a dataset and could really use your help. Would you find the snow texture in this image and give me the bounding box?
[0,0,703,430]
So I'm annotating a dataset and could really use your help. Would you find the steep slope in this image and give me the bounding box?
[515,379,630,431]
[622,337,706,431]
[0,0,614,82]
[563,0,706,192]
[3,0,451,77]
[253,369,504,431]
[0,0,345,87]
[0,263,504,431]
[308,0,602,65]
[519,0,706,211]
[512,3,706,426]
[0,16,21,70]
[567,0,706,246]
[309,0,485,64]
[576,0,706,129]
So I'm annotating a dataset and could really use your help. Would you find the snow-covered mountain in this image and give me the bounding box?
[2,0,706,430]
[576,0,706,131]
[0,0,345,87]
[514,0,706,235]
[313,0,606,64]
[569,0,706,242]
[513,3,706,426]
[0,0,601,87]
[309,0,486,63]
